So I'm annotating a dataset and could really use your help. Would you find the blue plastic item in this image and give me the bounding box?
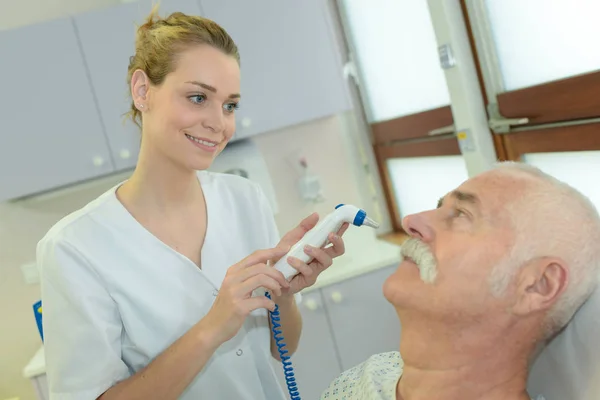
[266,292,300,399]
[33,300,43,342]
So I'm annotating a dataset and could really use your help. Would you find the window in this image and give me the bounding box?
[335,0,600,234]
[466,0,600,194]
[338,0,462,230]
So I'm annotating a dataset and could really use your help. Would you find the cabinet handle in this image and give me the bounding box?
[92,156,104,167]
[304,299,319,311]
[119,149,131,159]
[330,291,343,304]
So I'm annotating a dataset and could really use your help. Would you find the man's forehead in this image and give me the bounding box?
[437,190,480,208]
[438,174,522,215]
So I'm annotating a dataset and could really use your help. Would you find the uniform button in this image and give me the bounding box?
[212,290,218,296]
[236,349,243,356]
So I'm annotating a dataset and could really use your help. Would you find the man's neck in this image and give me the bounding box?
[396,320,533,400]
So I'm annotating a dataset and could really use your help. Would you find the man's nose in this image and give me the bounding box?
[401,212,434,242]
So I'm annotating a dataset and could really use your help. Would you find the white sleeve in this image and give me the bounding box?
[38,236,130,400]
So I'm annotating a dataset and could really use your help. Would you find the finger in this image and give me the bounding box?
[304,245,333,269]
[324,232,346,258]
[278,213,319,247]
[242,296,277,313]
[240,274,284,297]
[232,248,289,271]
[234,263,290,289]
[246,264,290,289]
[287,256,314,277]
[337,222,350,237]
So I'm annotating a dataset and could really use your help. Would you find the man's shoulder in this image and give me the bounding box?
[366,351,403,367]
[321,352,403,399]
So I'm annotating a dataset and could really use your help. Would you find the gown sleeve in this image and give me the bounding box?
[37,235,130,400]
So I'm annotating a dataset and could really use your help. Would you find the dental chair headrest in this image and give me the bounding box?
[527,281,600,400]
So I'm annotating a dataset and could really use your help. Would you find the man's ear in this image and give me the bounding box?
[512,257,569,316]
[131,69,150,109]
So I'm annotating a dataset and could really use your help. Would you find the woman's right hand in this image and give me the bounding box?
[198,247,290,346]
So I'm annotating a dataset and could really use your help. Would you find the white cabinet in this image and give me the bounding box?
[73,0,203,171]
[0,17,115,201]
[271,291,343,400]
[198,0,353,140]
[31,374,48,400]
[271,264,399,398]
[0,0,352,200]
[323,266,401,371]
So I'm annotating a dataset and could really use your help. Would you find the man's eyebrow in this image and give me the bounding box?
[185,81,241,99]
[437,190,480,209]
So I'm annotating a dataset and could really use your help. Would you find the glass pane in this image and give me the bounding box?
[485,0,600,91]
[387,155,469,217]
[340,0,450,123]
[522,151,600,211]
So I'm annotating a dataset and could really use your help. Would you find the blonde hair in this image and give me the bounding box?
[125,5,240,128]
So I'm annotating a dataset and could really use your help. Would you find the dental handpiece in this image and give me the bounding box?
[272,204,379,281]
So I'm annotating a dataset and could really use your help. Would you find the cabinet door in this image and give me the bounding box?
[198,0,352,140]
[271,291,342,400]
[323,265,401,371]
[73,0,202,171]
[0,17,115,201]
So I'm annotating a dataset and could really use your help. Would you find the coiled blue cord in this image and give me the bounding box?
[265,292,301,400]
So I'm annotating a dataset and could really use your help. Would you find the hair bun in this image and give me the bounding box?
[138,4,162,32]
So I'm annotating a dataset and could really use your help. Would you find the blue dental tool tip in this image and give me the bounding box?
[353,209,366,226]
[335,203,345,209]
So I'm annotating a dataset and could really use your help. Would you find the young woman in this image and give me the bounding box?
[37,7,347,400]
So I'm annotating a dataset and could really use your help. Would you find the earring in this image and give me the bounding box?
[137,104,144,109]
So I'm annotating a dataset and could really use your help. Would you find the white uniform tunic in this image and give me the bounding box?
[37,171,289,400]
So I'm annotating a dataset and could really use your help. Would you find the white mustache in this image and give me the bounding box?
[400,238,438,283]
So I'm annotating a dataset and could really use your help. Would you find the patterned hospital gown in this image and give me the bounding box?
[321,351,544,400]
[321,352,402,400]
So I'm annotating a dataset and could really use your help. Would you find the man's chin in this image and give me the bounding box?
[383,268,431,307]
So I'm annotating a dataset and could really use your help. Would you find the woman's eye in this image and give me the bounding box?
[188,94,206,104]
[223,102,240,113]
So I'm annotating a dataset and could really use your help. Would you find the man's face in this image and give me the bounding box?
[383,172,522,323]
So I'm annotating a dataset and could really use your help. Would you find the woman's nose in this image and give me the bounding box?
[202,107,224,133]
[401,212,434,242]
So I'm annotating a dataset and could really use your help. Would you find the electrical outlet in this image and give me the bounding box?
[21,262,40,285]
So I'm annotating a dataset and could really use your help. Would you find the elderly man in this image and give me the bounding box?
[321,162,600,400]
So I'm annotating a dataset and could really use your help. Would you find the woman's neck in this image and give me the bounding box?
[118,148,203,212]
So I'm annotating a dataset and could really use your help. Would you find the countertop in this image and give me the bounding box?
[23,346,45,379]
[23,229,402,379]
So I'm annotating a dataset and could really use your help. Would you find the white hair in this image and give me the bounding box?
[488,161,600,338]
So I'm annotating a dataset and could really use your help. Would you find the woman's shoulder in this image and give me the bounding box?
[39,185,120,248]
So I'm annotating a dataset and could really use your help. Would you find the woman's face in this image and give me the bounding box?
[133,44,241,171]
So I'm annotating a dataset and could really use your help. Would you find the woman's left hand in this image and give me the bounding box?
[273,213,348,295]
